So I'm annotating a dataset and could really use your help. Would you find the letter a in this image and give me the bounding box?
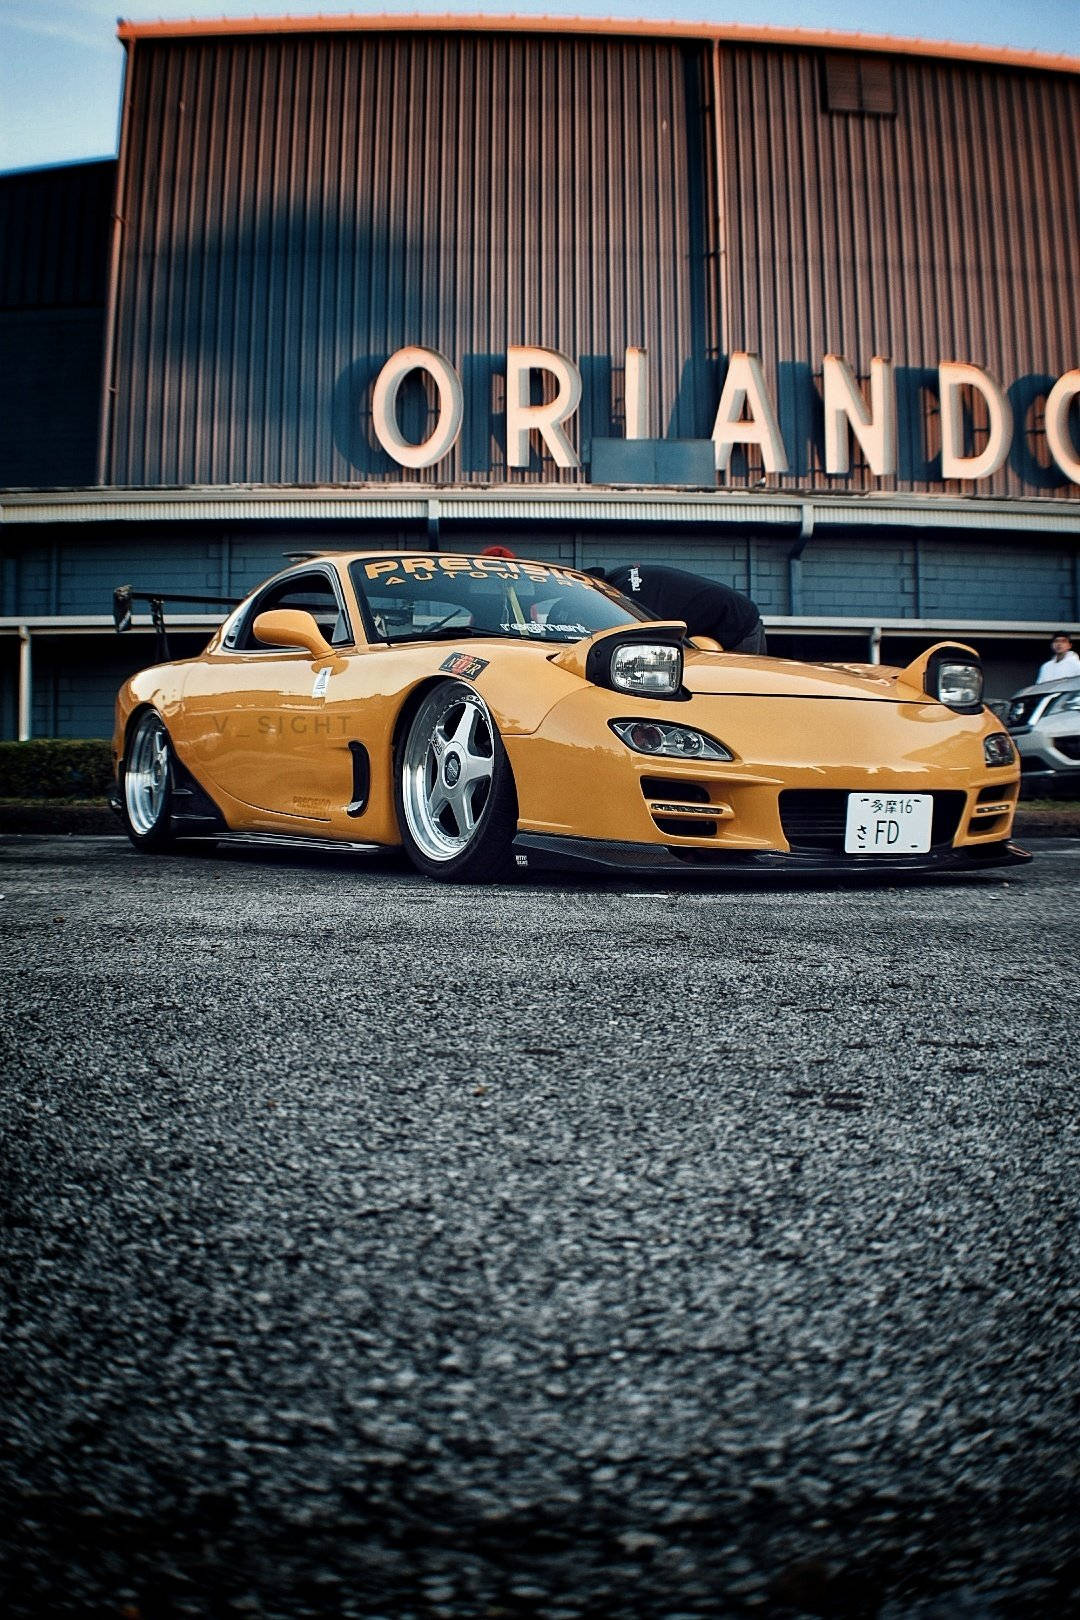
[711,353,789,474]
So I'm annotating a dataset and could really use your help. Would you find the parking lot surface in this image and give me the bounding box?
[2,835,1078,1619]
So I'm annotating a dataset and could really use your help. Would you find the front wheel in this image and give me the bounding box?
[395,681,517,882]
[120,708,177,851]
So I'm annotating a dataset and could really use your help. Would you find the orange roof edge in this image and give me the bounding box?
[114,12,1080,76]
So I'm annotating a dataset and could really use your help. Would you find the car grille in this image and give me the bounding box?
[1057,736,1080,761]
[779,790,966,853]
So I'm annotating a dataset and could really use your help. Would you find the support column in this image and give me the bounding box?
[788,504,815,615]
[18,626,32,741]
[868,626,883,666]
[426,497,441,552]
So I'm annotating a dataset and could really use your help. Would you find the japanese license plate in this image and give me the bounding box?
[844,792,933,854]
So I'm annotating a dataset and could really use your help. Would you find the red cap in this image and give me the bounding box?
[481,544,516,558]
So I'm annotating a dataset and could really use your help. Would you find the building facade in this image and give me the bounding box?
[2,15,1079,737]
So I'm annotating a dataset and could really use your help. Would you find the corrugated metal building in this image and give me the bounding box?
[2,13,1079,737]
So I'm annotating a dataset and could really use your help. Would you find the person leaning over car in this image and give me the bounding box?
[1035,631,1080,684]
[588,563,767,654]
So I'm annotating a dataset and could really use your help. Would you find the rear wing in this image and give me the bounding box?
[113,586,239,661]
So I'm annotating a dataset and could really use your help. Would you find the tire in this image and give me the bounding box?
[120,708,177,851]
[395,681,517,882]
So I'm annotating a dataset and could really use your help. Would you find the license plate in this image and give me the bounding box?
[844,792,933,854]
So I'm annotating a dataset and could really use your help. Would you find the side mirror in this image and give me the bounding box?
[253,609,334,661]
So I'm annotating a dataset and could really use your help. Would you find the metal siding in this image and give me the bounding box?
[716,45,1080,499]
[0,161,114,311]
[105,32,712,487]
[0,162,113,488]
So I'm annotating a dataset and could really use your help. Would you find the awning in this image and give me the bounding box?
[2,484,1079,535]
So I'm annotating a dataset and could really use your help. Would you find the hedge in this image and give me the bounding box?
[0,739,114,799]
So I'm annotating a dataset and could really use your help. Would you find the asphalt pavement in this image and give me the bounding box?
[2,835,1078,1620]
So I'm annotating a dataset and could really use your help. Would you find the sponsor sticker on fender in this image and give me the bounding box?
[439,653,490,680]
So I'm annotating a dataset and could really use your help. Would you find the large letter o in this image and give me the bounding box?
[1046,370,1080,485]
[371,347,463,469]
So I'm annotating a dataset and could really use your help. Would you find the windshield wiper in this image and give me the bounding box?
[384,625,510,643]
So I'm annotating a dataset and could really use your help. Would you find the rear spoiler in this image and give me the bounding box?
[113,586,238,661]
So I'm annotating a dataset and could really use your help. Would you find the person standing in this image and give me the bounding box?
[590,563,767,654]
[1035,632,1080,683]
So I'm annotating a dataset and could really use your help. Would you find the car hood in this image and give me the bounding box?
[682,651,926,703]
[1008,675,1080,701]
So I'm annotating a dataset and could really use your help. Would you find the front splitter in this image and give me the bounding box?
[512,833,1033,878]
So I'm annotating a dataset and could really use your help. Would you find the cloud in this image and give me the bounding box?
[3,4,115,54]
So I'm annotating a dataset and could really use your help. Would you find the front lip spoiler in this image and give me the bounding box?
[513,833,1033,877]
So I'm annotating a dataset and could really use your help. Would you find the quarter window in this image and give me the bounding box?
[229,570,352,651]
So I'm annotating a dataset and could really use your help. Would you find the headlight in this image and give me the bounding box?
[611,719,733,760]
[609,642,683,696]
[983,732,1016,767]
[1047,691,1080,715]
[926,653,983,711]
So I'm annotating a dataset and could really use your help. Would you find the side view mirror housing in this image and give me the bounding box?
[253,609,334,661]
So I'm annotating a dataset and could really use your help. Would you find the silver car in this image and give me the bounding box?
[1006,675,1080,794]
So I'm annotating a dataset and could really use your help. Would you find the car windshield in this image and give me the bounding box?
[349,554,646,645]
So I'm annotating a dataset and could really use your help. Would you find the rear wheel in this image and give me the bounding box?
[120,709,177,851]
[395,681,517,881]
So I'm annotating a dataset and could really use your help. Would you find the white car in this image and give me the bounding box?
[1006,676,1080,794]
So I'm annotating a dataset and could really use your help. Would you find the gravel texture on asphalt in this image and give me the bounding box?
[1,835,1078,1620]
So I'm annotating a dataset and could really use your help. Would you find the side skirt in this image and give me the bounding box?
[215,831,383,854]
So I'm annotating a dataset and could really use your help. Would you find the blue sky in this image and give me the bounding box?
[2,0,1079,172]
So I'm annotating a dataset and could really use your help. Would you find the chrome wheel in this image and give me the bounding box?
[400,684,496,863]
[124,710,171,837]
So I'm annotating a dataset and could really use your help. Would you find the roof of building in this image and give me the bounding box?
[115,13,1080,77]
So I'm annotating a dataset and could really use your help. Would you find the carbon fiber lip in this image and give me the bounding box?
[512,833,1033,877]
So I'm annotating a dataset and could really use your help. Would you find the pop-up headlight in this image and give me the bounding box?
[609,642,683,697]
[924,650,984,712]
[937,662,983,707]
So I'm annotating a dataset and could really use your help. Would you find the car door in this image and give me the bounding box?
[178,566,359,824]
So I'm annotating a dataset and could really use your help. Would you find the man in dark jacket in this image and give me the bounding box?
[591,563,767,654]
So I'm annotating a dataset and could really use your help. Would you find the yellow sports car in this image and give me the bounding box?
[112,550,1028,880]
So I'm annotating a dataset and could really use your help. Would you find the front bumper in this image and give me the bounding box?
[512,833,1033,878]
[1015,734,1080,786]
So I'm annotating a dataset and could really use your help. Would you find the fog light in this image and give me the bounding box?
[627,722,665,753]
[983,732,1016,767]
[611,720,733,760]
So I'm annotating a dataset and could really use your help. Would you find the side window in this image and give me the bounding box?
[233,571,351,651]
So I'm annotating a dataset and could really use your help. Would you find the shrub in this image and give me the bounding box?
[0,739,114,799]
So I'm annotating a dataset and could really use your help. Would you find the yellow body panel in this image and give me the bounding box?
[113,550,1022,861]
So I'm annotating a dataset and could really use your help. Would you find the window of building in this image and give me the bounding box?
[822,54,896,116]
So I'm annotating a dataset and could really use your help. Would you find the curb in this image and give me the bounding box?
[1014,808,1080,838]
[0,802,120,835]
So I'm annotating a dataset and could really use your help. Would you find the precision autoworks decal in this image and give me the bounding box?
[439,653,490,680]
[363,557,580,588]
